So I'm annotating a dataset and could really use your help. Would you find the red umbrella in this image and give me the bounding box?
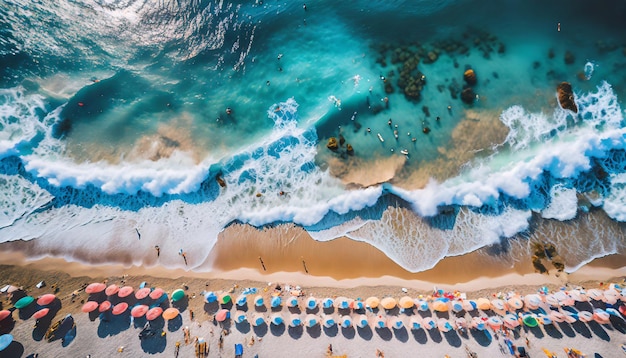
[118,286,134,298]
[105,284,119,296]
[33,308,50,320]
[135,288,151,300]
[146,307,163,321]
[149,288,164,300]
[36,294,56,306]
[216,309,230,322]
[81,301,99,313]
[131,305,149,318]
[99,301,112,312]
[0,310,11,321]
[619,305,626,316]
[85,283,106,294]
[112,302,129,315]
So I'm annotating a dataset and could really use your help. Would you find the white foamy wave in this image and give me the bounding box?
[0,175,54,231]
[603,173,626,221]
[0,87,48,158]
[541,184,578,220]
[500,105,566,150]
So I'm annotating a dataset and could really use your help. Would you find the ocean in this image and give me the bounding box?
[1,0,626,273]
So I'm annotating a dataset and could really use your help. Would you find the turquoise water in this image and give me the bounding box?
[0,0,625,272]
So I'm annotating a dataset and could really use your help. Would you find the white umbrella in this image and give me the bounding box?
[340,315,352,328]
[389,316,404,330]
[524,294,542,310]
[305,314,318,327]
[356,315,369,328]
[322,314,336,328]
[410,316,422,330]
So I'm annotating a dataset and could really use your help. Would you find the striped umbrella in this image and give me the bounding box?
[554,291,574,306]
[577,310,593,322]
[524,294,541,310]
[587,289,604,301]
[506,296,523,310]
[462,300,477,312]
[549,310,566,323]
[503,314,520,329]
[490,299,506,313]
[487,316,503,329]
[568,290,587,302]
[593,309,610,324]
[603,289,619,305]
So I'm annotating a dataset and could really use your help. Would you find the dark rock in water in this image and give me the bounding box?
[353,121,361,132]
[492,72,499,79]
[339,134,346,146]
[497,42,506,54]
[448,83,459,99]
[548,48,555,59]
[564,50,575,65]
[384,82,394,94]
[463,68,477,86]
[216,175,226,188]
[346,144,354,155]
[327,137,338,150]
[422,106,430,117]
[533,61,541,69]
[557,82,578,113]
[532,255,549,274]
[461,87,476,104]
[422,127,430,134]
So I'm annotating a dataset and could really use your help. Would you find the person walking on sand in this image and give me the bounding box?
[182,252,188,266]
[155,245,160,257]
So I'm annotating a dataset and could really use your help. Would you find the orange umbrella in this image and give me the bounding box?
[399,296,414,309]
[33,308,50,320]
[36,294,56,306]
[112,302,129,315]
[105,284,119,296]
[381,297,397,310]
[476,298,491,311]
[131,305,149,318]
[432,300,449,312]
[162,307,180,320]
[99,301,112,312]
[81,301,99,313]
[365,297,379,309]
[149,288,165,300]
[146,307,163,321]
[118,286,134,298]
[85,283,106,294]
[135,288,151,300]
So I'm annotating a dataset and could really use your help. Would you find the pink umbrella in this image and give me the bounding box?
[33,308,50,320]
[549,310,566,323]
[105,284,119,296]
[99,301,112,313]
[0,310,11,321]
[131,305,149,318]
[135,288,151,300]
[85,282,106,294]
[216,309,230,322]
[81,301,99,313]
[36,294,56,306]
[146,307,163,321]
[149,288,165,300]
[112,302,129,315]
[118,286,134,298]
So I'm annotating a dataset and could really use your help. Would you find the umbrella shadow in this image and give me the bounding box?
[288,307,301,314]
[427,329,443,343]
[305,307,319,315]
[270,306,282,313]
[88,292,107,303]
[575,301,593,312]
[61,323,77,347]
[322,307,335,315]
[270,323,286,336]
[32,315,54,341]
[393,327,409,342]
[10,290,27,304]
[167,315,183,332]
[610,316,626,334]
[374,327,392,341]
[418,310,433,318]
[443,330,462,347]
[288,325,303,339]
[412,329,428,344]
[323,325,338,337]
[172,296,188,312]
[587,321,610,341]
[88,310,99,322]
[203,302,219,315]
[235,321,251,334]
[140,332,167,354]
[18,304,37,320]
[337,308,351,316]
[0,340,24,358]
[356,326,373,341]
[0,317,15,335]
[235,303,248,312]
[252,323,268,337]
[435,311,450,319]
[133,316,147,329]
[254,305,267,313]
[557,322,576,338]
[341,326,356,339]
[97,313,130,338]
[571,321,592,338]
[469,329,490,346]
[306,324,321,338]
[544,324,563,339]
[525,325,545,339]
[49,315,75,343]
[220,302,233,311]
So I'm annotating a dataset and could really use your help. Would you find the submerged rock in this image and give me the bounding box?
[557,82,578,113]
[463,68,477,86]
[346,144,354,155]
[461,87,476,104]
[564,50,575,65]
[327,137,338,151]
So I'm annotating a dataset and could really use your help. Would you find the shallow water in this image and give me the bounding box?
[1,0,626,273]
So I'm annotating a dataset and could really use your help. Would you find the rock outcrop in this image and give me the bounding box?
[557,82,578,113]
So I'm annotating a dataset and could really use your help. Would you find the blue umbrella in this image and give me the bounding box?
[323,315,336,328]
[451,301,464,313]
[204,292,217,303]
[252,315,265,327]
[306,297,317,309]
[340,316,352,328]
[271,314,284,325]
[417,300,429,311]
[289,314,302,327]
[271,296,282,308]
[236,294,247,307]
[234,311,247,323]
[0,334,12,351]
[254,296,264,307]
[322,298,334,309]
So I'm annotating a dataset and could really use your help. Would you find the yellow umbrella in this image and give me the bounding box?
[399,296,414,309]
[381,297,397,310]
[476,298,491,311]
[365,297,379,309]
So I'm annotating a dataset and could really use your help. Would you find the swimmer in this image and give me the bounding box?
[388,119,392,126]
[226,107,232,115]
[277,53,283,60]
[303,3,307,11]
[266,80,270,86]
[367,128,371,133]
[557,22,561,32]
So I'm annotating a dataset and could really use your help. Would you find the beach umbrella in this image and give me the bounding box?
[487,316,503,330]
[305,314,318,327]
[373,315,386,329]
[322,315,336,328]
[0,311,11,321]
[162,308,180,320]
[544,294,559,307]
[322,298,334,309]
[216,309,230,322]
[381,297,397,310]
[118,286,134,298]
[620,305,626,317]
[422,317,436,330]
[340,315,352,328]
[432,300,449,312]
[462,300,477,312]
[234,311,247,324]
[476,298,491,311]
[603,289,619,305]
[85,282,106,294]
[254,295,265,307]
[135,287,151,300]
[335,297,351,310]
[356,315,369,328]
[577,310,593,322]
[219,293,232,305]
[568,290,587,302]
[365,297,379,309]
[587,289,604,301]
[149,288,165,300]
[438,318,453,332]
[455,317,468,330]
[554,291,574,306]
[503,313,520,329]
[507,296,523,310]
[389,316,404,329]
[621,288,626,301]
[471,316,486,330]
[270,296,282,308]
[33,308,50,320]
[99,301,111,313]
[204,291,218,303]
[287,296,299,308]
[524,294,541,310]
[563,310,577,324]
[36,294,56,306]
[146,307,163,321]
[289,314,302,327]
[351,300,365,310]
[81,301,99,313]
[0,334,13,352]
[416,300,430,312]
[131,305,149,318]
[305,297,317,310]
[235,294,247,307]
[270,313,284,326]
[105,284,119,296]
[399,296,414,309]
[112,302,128,315]
[451,300,464,313]
[605,307,622,318]
[593,309,610,324]
[251,314,265,327]
[490,299,506,313]
[522,314,538,327]
[538,312,553,326]
[410,316,422,330]
[549,310,566,323]
[171,289,185,302]
[14,296,34,309]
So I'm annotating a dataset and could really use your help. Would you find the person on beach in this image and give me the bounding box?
[155,245,160,257]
